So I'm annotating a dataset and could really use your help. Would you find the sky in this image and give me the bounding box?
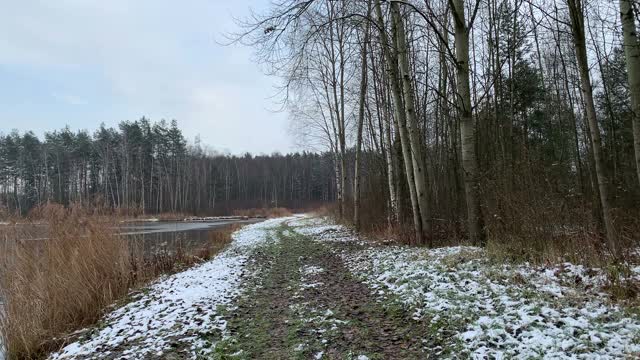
[0,0,293,155]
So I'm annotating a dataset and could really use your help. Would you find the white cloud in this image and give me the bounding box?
[0,0,293,154]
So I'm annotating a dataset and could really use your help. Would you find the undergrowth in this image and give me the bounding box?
[233,207,293,218]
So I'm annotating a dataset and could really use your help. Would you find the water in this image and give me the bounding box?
[118,219,260,258]
[118,219,256,235]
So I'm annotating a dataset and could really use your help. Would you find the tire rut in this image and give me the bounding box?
[217,223,434,359]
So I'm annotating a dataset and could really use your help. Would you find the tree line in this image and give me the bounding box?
[0,119,335,216]
[238,0,640,257]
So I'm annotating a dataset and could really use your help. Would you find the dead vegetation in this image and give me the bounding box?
[0,203,237,359]
[233,207,292,218]
[322,173,640,303]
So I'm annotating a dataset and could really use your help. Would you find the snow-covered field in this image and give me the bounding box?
[302,218,640,359]
[49,217,292,360]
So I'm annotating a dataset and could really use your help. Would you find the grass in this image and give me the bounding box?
[0,204,237,359]
[214,223,437,358]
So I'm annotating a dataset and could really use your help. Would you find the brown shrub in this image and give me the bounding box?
[233,207,292,218]
[0,211,239,359]
[0,212,130,358]
[365,221,416,245]
[482,183,605,265]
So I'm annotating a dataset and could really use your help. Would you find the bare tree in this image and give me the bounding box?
[620,0,640,187]
[567,0,618,255]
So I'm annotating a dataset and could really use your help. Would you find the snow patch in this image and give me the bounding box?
[301,265,325,276]
[51,254,245,359]
[49,217,290,359]
[344,246,640,358]
[299,217,640,359]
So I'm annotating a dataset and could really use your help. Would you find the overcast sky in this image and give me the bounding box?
[0,0,293,155]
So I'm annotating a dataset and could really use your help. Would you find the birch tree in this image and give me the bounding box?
[450,0,486,245]
[620,0,640,187]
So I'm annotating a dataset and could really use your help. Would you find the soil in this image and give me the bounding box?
[214,222,437,359]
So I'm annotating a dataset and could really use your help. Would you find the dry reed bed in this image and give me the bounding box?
[0,205,237,359]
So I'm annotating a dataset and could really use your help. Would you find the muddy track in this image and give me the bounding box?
[215,222,434,359]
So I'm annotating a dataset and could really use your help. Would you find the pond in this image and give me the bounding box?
[118,219,261,258]
[3,219,261,258]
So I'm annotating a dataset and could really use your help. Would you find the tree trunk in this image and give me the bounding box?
[451,0,486,246]
[374,0,423,244]
[391,2,432,245]
[385,101,399,223]
[354,2,371,231]
[620,0,640,188]
[372,43,399,224]
[568,0,618,255]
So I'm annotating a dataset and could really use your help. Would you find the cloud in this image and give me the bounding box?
[0,0,293,154]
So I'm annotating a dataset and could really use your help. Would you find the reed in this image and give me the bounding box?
[0,204,237,359]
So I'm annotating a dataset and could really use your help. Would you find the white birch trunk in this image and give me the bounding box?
[620,0,640,187]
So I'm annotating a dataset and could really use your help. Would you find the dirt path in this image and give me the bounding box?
[215,221,435,359]
[48,217,640,359]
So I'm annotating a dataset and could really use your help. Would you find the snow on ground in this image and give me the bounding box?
[289,263,349,356]
[287,214,327,228]
[301,264,325,277]
[230,216,295,249]
[288,215,341,236]
[49,217,290,360]
[305,219,640,359]
[299,264,325,290]
[289,216,362,243]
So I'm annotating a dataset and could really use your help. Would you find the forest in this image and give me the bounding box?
[1,0,639,263]
[0,119,334,216]
[234,0,640,260]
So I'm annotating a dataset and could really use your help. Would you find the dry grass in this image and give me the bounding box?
[363,222,416,245]
[481,183,622,266]
[0,204,238,359]
[309,204,336,218]
[233,207,292,218]
[0,205,130,358]
[130,223,239,280]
